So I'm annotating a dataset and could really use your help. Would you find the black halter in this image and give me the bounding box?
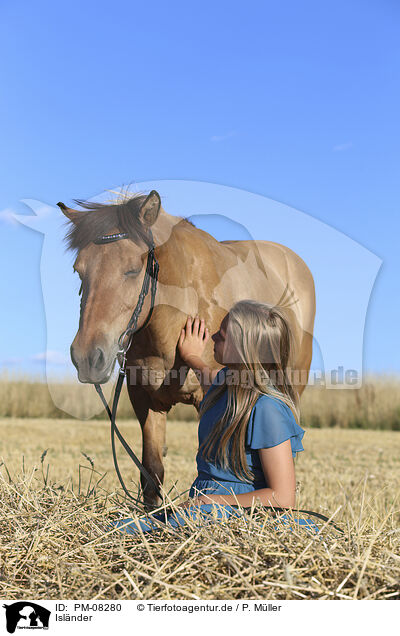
[94,228,162,506]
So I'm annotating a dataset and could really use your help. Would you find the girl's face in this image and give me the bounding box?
[211,315,230,365]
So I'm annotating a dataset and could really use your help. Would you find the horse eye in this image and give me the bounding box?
[125,269,141,277]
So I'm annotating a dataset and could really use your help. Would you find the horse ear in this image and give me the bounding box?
[137,190,161,227]
[57,202,82,224]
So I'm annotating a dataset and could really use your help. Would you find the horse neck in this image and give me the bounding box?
[152,208,229,287]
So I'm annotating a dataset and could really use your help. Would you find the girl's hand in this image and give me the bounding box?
[178,315,210,365]
[177,496,205,509]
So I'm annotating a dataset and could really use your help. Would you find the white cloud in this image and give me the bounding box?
[30,350,70,365]
[1,356,24,366]
[210,130,237,142]
[333,142,353,152]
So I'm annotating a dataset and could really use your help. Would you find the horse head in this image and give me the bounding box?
[58,191,161,383]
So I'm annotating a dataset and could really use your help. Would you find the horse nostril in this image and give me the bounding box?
[89,347,105,371]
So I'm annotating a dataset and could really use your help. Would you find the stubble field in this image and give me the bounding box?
[0,404,399,600]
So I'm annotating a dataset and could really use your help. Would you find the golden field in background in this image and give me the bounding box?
[1,372,399,429]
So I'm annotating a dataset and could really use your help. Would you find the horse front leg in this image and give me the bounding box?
[126,381,167,511]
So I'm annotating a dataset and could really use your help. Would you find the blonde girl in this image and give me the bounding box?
[113,300,318,534]
[178,299,303,510]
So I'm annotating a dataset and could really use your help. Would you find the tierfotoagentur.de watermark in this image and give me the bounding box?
[126,364,360,389]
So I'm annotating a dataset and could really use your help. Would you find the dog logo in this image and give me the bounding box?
[3,602,50,633]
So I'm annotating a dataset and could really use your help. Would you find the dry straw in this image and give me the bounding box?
[0,419,399,600]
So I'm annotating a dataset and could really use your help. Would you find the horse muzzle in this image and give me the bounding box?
[70,343,118,384]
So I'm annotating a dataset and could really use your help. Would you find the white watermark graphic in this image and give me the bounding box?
[9,179,382,417]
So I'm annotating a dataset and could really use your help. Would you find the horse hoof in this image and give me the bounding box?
[143,500,161,513]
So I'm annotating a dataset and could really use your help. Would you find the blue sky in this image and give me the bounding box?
[1,0,399,382]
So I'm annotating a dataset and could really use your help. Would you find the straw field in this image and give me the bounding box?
[0,395,399,600]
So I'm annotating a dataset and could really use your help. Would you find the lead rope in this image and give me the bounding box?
[260,506,344,534]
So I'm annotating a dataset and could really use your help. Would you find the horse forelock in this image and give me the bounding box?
[63,193,151,253]
[63,192,197,254]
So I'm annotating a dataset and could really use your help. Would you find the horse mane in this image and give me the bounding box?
[64,191,196,252]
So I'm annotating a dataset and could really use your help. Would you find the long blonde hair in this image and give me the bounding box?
[198,299,300,482]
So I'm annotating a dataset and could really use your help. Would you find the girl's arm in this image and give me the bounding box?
[195,439,296,508]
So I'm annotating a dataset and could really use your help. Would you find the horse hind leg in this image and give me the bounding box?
[126,381,167,511]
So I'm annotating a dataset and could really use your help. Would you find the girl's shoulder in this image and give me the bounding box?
[255,392,295,418]
[246,392,305,453]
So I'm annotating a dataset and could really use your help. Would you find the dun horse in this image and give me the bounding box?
[58,190,316,509]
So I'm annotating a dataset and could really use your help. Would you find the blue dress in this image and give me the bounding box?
[112,366,319,535]
[189,365,305,500]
